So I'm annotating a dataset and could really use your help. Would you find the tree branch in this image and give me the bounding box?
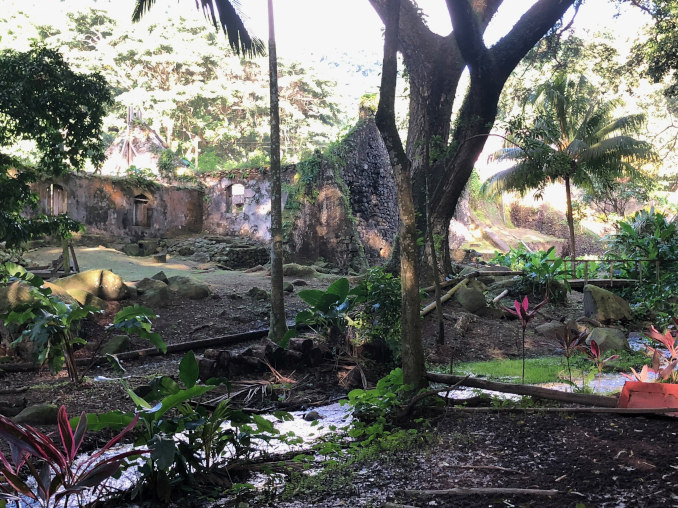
[446,0,488,69]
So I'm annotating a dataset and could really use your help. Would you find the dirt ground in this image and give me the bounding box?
[4,244,677,507]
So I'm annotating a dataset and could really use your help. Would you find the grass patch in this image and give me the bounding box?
[454,349,652,384]
[454,356,574,384]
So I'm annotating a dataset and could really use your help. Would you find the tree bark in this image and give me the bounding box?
[375,0,425,389]
[564,173,577,275]
[369,0,576,277]
[267,0,287,342]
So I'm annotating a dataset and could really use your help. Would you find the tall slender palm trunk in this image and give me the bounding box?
[267,0,286,341]
[564,175,576,276]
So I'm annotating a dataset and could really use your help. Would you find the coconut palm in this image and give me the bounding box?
[484,73,655,267]
[133,1,288,341]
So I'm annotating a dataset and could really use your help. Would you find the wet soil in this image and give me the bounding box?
[5,244,675,507]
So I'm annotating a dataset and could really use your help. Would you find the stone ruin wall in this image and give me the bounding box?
[33,174,203,241]
[31,119,400,271]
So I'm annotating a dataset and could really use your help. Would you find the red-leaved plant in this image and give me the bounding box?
[584,339,619,390]
[645,319,678,382]
[0,405,145,507]
[502,296,548,383]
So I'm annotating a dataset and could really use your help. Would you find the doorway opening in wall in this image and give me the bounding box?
[50,184,67,215]
[133,194,152,227]
[228,184,245,214]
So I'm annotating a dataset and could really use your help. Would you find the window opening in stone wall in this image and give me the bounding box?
[133,194,151,227]
[229,184,246,214]
[50,184,67,215]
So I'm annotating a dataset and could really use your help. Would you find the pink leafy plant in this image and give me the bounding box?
[0,405,145,507]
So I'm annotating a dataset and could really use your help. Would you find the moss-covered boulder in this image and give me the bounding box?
[167,276,210,300]
[586,327,629,352]
[583,285,631,323]
[14,404,59,425]
[51,269,129,301]
[0,282,35,314]
[137,278,171,308]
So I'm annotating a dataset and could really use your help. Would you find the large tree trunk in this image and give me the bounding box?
[376,0,425,389]
[369,0,576,278]
[267,0,286,342]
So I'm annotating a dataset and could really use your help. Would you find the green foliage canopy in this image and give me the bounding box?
[0,46,111,247]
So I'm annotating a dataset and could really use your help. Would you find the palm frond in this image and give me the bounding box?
[481,163,546,197]
[196,0,265,58]
[596,113,646,139]
[488,146,524,163]
[132,0,155,23]
[132,0,265,58]
[580,136,655,164]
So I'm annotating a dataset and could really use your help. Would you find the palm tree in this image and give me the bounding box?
[484,73,655,268]
[133,1,287,341]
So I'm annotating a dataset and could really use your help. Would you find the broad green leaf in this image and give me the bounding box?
[179,351,198,388]
[326,278,349,299]
[297,289,325,307]
[71,411,135,432]
[155,385,213,421]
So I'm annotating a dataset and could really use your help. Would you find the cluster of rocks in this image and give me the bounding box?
[167,235,269,269]
[130,271,211,308]
[535,284,633,352]
[445,263,636,353]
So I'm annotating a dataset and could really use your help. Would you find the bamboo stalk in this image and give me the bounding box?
[420,279,469,317]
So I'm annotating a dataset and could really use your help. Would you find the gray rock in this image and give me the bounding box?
[101,334,131,355]
[137,278,168,293]
[583,285,632,323]
[586,327,629,352]
[303,410,322,421]
[151,271,169,284]
[14,404,59,425]
[137,278,171,308]
[248,287,270,301]
[291,279,308,287]
[177,246,195,257]
[455,286,487,314]
[167,276,211,300]
[284,283,294,293]
[121,243,142,257]
[190,252,211,263]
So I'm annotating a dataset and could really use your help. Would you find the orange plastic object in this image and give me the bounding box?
[617,381,678,417]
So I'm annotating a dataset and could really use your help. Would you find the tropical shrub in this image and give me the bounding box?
[348,267,402,362]
[607,209,678,326]
[491,246,570,302]
[90,351,296,502]
[0,406,143,508]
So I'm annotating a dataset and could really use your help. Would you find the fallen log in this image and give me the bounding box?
[421,271,523,293]
[401,488,560,497]
[450,406,678,415]
[0,328,272,373]
[426,372,618,407]
[421,279,469,317]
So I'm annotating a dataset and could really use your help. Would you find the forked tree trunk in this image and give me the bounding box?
[267,0,286,342]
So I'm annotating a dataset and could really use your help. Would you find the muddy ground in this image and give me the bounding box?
[4,244,677,507]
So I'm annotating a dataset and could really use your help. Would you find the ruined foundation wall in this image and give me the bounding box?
[33,174,203,239]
